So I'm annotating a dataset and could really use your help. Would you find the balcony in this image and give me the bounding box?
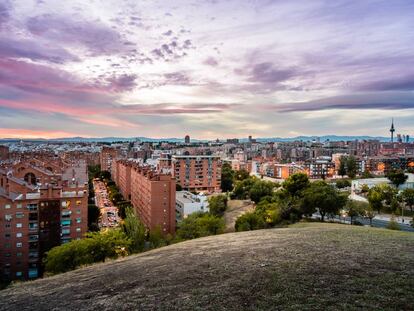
[61,219,71,226]
[29,235,39,242]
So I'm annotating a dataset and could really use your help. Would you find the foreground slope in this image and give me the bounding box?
[1,223,413,311]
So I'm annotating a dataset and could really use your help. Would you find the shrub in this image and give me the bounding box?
[386,216,401,231]
[235,212,266,231]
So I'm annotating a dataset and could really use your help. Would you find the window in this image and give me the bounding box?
[76,228,81,232]
[5,204,11,209]
[16,252,23,257]
[16,223,22,228]
[16,233,22,238]
[16,242,23,248]
[76,218,81,224]
[4,233,10,238]
[76,209,81,214]
[16,271,22,277]
[4,243,11,249]
[5,223,11,228]
[16,212,24,218]
[16,203,22,209]
[4,253,11,257]
[76,200,82,205]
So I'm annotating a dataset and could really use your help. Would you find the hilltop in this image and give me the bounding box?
[1,223,413,311]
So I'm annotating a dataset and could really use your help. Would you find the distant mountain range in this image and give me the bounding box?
[1,135,411,143]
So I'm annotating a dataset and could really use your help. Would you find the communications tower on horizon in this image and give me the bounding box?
[390,118,395,143]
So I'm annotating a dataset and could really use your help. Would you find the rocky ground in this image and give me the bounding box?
[1,223,413,311]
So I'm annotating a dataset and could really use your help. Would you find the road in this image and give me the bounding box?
[93,179,120,229]
[313,213,414,232]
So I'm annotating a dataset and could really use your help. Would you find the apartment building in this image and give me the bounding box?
[130,165,176,234]
[116,160,132,201]
[100,146,118,172]
[172,155,221,192]
[0,162,88,281]
[0,145,9,162]
[304,157,336,179]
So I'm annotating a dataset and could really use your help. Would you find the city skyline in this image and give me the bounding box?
[1,0,414,139]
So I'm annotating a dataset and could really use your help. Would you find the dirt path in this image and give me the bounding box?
[223,199,255,232]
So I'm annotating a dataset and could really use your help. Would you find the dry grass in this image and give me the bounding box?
[1,223,413,311]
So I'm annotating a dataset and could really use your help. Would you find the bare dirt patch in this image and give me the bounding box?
[224,199,255,232]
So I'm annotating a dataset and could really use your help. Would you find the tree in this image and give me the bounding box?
[232,177,256,200]
[380,184,398,207]
[248,180,276,203]
[365,205,375,226]
[176,212,225,240]
[346,156,358,179]
[235,212,266,231]
[367,185,384,213]
[234,169,250,181]
[122,207,146,253]
[360,184,370,194]
[88,204,100,232]
[389,198,400,215]
[345,200,368,225]
[208,194,228,216]
[361,171,374,178]
[301,181,347,221]
[221,163,234,192]
[336,179,351,189]
[282,173,310,197]
[338,157,347,177]
[386,170,408,188]
[100,170,111,180]
[148,226,165,248]
[401,188,414,212]
[44,229,131,275]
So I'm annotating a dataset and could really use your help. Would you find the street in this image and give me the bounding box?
[93,179,120,228]
[313,213,414,232]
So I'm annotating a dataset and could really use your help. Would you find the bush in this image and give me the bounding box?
[386,216,401,231]
[176,212,225,240]
[336,179,351,189]
[44,229,131,275]
[208,194,228,216]
[235,212,266,231]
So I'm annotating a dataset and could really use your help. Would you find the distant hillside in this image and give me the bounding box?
[1,223,413,311]
[1,135,408,143]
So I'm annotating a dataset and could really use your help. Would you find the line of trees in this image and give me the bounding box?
[235,173,349,231]
[44,207,174,275]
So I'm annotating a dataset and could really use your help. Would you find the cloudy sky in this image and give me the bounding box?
[1,0,413,139]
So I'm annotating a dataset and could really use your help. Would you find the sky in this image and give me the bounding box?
[1,0,414,139]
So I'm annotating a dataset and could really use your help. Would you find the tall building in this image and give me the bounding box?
[0,145,9,162]
[185,135,190,144]
[390,118,395,143]
[0,162,88,281]
[172,155,221,192]
[130,165,176,234]
[100,146,118,172]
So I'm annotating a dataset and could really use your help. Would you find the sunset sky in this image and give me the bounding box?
[1,0,414,139]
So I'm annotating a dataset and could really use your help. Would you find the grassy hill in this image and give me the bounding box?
[1,223,413,310]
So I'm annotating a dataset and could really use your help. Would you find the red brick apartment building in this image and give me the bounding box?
[111,160,176,234]
[0,162,88,281]
[100,146,118,172]
[0,145,9,161]
[172,155,221,192]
